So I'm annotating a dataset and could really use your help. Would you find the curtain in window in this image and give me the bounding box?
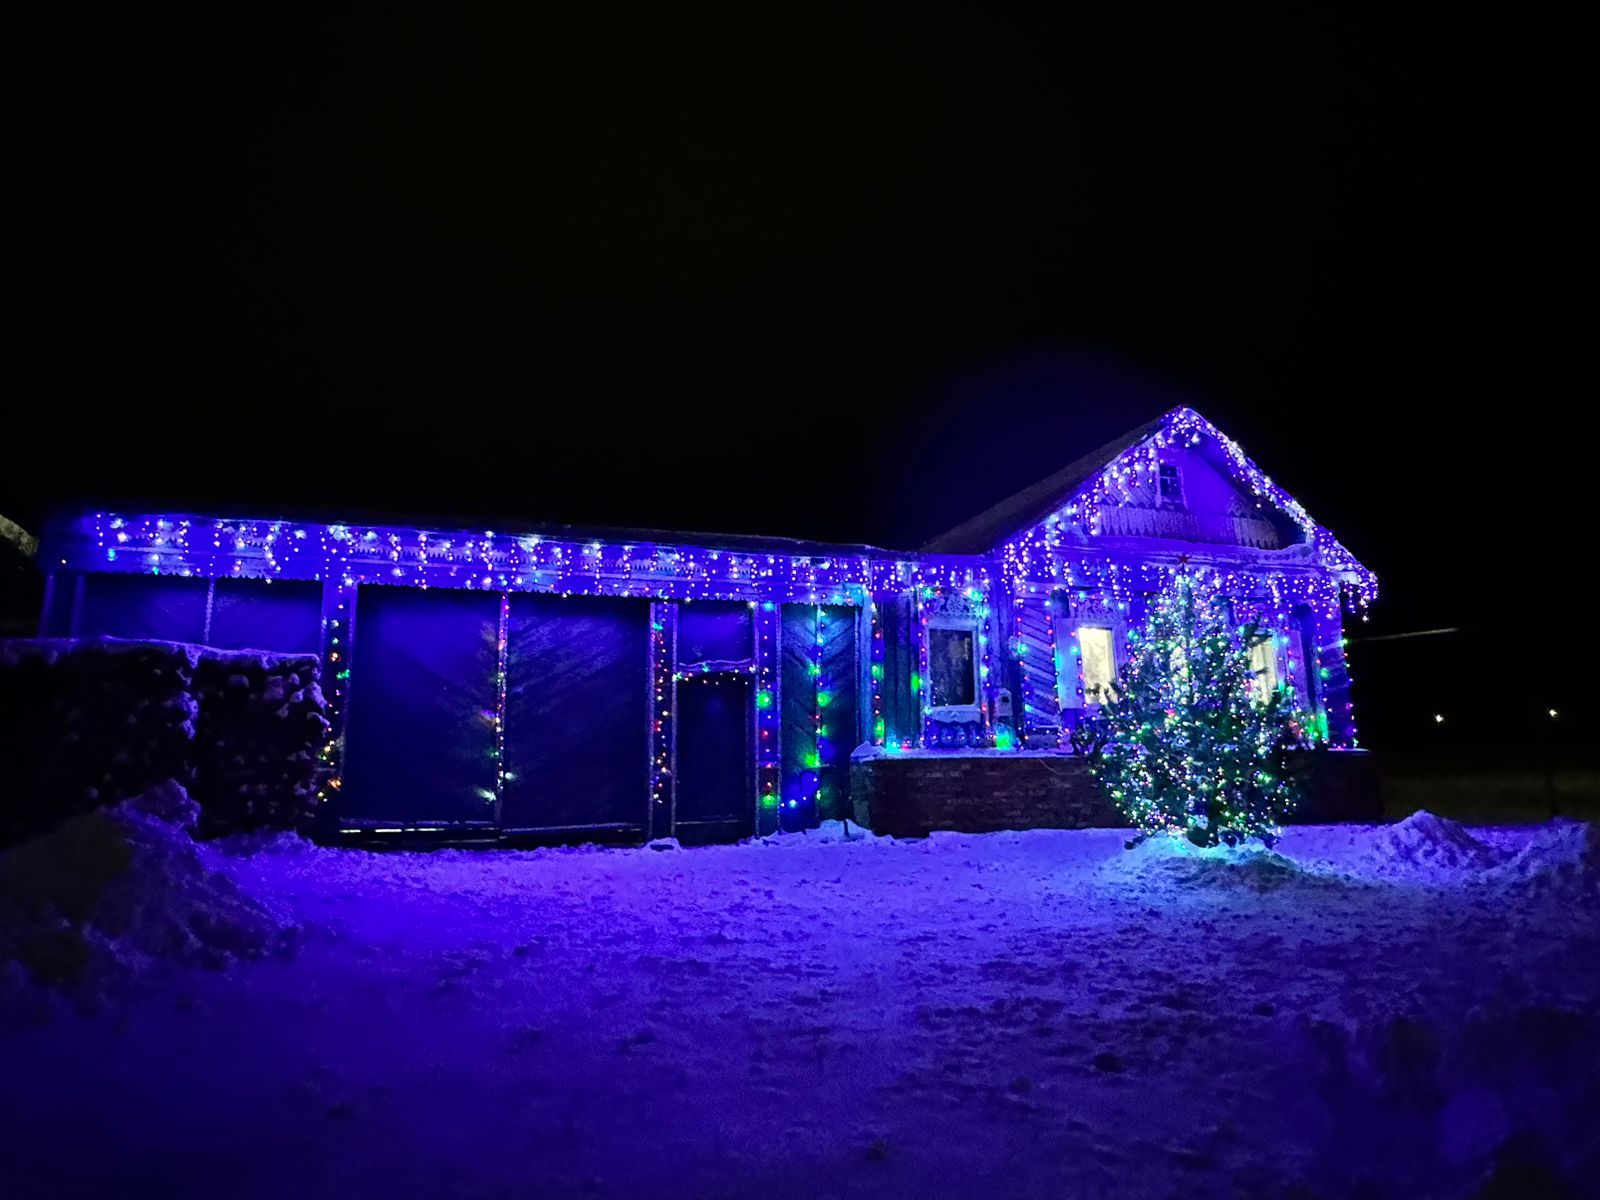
[1079,626,1117,704]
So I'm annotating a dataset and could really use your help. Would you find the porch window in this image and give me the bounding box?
[1249,634,1279,702]
[1079,626,1117,704]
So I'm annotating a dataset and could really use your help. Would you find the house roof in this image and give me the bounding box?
[919,406,1374,594]
[45,506,904,563]
[919,415,1167,553]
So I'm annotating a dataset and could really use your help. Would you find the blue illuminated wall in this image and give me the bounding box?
[33,406,1374,841]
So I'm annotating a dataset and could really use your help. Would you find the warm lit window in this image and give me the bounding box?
[1079,626,1117,704]
[1158,463,1184,505]
[1249,635,1279,702]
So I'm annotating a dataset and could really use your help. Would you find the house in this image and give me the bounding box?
[31,407,1375,843]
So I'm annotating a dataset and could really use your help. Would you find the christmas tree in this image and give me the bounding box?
[1072,572,1313,848]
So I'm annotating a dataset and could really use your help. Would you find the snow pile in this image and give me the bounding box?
[0,781,297,1005]
[1104,833,1338,892]
[1366,810,1504,874]
[1483,819,1600,898]
[757,818,887,846]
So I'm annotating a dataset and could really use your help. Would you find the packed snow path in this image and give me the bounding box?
[3,818,1597,1199]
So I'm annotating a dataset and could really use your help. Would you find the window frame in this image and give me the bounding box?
[924,616,983,724]
[1248,631,1281,703]
[1158,462,1185,507]
[1077,625,1119,706]
[1054,612,1125,711]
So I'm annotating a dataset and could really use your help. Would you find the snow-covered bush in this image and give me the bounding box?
[0,639,329,845]
[188,651,330,837]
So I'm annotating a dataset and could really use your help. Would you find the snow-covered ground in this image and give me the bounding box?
[2,802,1597,1200]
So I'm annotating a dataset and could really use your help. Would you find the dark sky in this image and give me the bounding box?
[9,9,1586,636]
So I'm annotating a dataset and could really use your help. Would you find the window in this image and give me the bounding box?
[1249,635,1279,702]
[928,626,977,707]
[1158,463,1184,506]
[1079,626,1117,704]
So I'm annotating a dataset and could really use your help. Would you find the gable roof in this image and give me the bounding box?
[920,406,1374,594]
[919,415,1167,554]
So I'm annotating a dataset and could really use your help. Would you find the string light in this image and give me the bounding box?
[650,602,675,833]
[1077,571,1312,847]
[61,404,1375,830]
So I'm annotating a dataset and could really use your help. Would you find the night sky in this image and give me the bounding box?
[10,10,1585,660]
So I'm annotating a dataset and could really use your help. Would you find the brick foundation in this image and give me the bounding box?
[851,747,1382,838]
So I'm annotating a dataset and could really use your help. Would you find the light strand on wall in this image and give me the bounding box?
[649,602,674,831]
[754,602,780,825]
[492,593,510,812]
[869,600,885,746]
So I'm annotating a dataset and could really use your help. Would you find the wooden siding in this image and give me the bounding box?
[501,593,650,833]
[340,586,500,826]
[1083,444,1302,550]
[1015,592,1061,743]
[780,604,859,826]
[1093,504,1286,549]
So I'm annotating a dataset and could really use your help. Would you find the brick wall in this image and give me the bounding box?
[851,747,1381,837]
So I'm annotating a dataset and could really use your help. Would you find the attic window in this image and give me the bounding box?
[1158,463,1184,506]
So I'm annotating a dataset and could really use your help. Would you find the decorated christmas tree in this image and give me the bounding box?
[1072,571,1313,848]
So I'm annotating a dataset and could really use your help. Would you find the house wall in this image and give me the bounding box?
[32,488,1372,843]
[1092,442,1302,549]
[1027,439,1304,551]
[37,514,998,841]
[1000,565,1360,751]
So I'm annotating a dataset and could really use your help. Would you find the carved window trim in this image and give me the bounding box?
[1052,591,1126,711]
[924,615,983,724]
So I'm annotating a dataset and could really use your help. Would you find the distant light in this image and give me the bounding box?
[1433,714,1445,724]
[1548,708,1560,719]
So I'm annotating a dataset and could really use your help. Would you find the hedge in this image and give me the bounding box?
[0,639,329,846]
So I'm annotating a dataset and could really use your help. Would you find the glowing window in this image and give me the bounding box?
[1249,635,1279,702]
[1079,626,1117,704]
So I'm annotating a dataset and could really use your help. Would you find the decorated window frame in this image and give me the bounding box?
[1232,601,1312,711]
[1052,592,1127,711]
[1248,632,1280,703]
[924,614,983,724]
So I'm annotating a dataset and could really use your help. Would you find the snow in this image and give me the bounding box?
[1,805,1596,1199]
[0,783,296,1016]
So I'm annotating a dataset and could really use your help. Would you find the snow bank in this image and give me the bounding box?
[760,818,887,846]
[0,781,297,1009]
[1101,833,1348,892]
[1483,819,1599,898]
[1365,810,1503,873]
